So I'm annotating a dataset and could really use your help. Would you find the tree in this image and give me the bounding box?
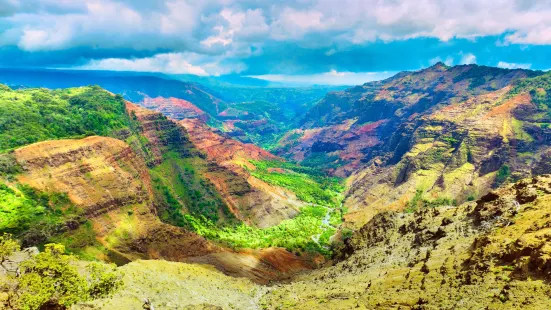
[0,238,123,310]
[16,243,89,309]
[0,234,20,270]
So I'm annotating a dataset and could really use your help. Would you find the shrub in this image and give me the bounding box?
[494,165,510,186]
[405,189,453,213]
[1,241,123,310]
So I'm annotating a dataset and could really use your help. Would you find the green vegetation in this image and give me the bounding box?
[0,183,82,237]
[510,72,551,111]
[494,165,511,186]
[150,152,234,225]
[441,135,460,147]
[405,189,454,213]
[0,239,122,310]
[184,205,340,255]
[301,152,342,169]
[0,86,134,152]
[0,154,21,178]
[248,160,344,207]
[152,159,348,256]
[150,156,344,255]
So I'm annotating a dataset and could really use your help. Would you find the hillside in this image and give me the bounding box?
[0,84,342,284]
[0,68,338,149]
[271,64,551,229]
[76,175,551,309]
[277,63,540,175]
[261,174,551,309]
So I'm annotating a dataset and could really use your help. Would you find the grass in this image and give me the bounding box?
[248,160,344,207]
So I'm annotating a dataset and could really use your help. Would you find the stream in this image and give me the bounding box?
[311,202,342,246]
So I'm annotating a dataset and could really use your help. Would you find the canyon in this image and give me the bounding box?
[3,63,551,309]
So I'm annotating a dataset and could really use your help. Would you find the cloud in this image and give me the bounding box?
[2,0,551,76]
[79,52,246,76]
[497,61,532,69]
[459,53,477,65]
[250,71,396,86]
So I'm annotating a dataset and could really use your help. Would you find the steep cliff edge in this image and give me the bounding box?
[11,136,314,284]
[272,64,551,229]
[179,118,305,228]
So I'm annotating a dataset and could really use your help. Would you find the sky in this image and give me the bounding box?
[2,0,551,85]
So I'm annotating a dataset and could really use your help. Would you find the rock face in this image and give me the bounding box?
[13,136,213,257]
[179,118,304,228]
[261,176,551,309]
[139,96,209,122]
[12,135,313,284]
[275,63,551,228]
[15,136,153,217]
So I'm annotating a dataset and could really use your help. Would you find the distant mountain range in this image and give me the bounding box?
[0,68,344,147]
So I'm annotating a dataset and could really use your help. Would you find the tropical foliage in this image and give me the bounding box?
[248,160,344,207]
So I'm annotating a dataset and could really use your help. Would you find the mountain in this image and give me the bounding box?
[7,63,551,309]
[77,174,551,309]
[0,68,227,117]
[274,63,551,228]
[0,84,343,284]
[0,68,342,148]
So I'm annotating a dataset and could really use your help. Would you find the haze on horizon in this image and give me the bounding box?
[1,0,551,85]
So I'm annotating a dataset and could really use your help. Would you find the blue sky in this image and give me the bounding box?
[2,0,551,85]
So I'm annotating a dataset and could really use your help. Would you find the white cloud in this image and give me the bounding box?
[430,56,454,66]
[459,53,477,65]
[79,52,246,76]
[18,28,72,51]
[328,69,345,77]
[4,0,551,74]
[497,61,532,69]
[3,0,551,51]
[250,71,396,86]
[201,8,269,48]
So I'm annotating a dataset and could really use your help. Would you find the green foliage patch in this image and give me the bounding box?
[405,189,454,213]
[0,86,132,152]
[0,240,122,310]
[0,182,82,237]
[494,165,511,186]
[183,205,340,255]
[248,160,344,207]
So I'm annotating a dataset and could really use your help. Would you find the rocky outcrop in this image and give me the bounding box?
[12,135,314,284]
[179,118,304,228]
[139,96,209,122]
[262,176,551,309]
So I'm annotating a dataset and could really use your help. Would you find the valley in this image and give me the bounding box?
[3,63,551,309]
